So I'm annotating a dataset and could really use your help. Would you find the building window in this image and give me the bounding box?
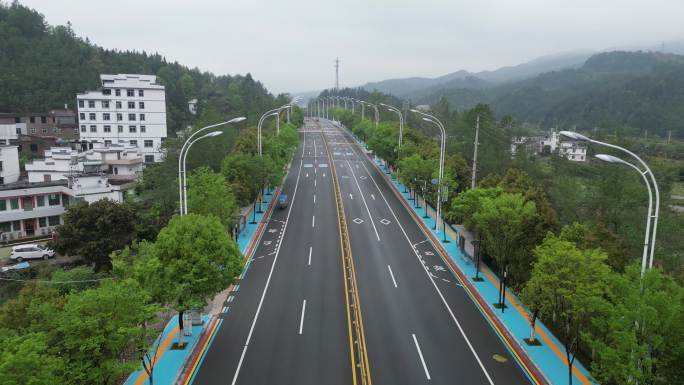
[48,194,60,206]
[130,140,138,146]
[30,128,36,134]
[88,100,95,108]
[128,101,135,109]
[30,144,38,152]
[115,89,121,96]
[10,198,19,210]
[139,101,145,109]
[129,125,137,133]
[103,113,110,121]
[102,100,109,108]
[145,155,155,163]
[140,125,146,133]
[89,113,96,120]
[104,125,111,133]
[53,127,59,133]
[80,125,86,132]
[0,200,5,211]
[139,113,145,121]
[104,140,112,146]
[144,140,153,148]
[0,222,10,232]
[117,125,124,133]
[36,195,45,207]
[116,101,122,109]
[90,125,97,133]
[43,174,51,182]
[117,113,124,121]
[79,113,86,120]
[103,89,111,95]
[138,89,144,97]
[30,116,35,123]
[42,127,48,134]
[48,216,60,226]
[127,89,135,97]
[41,116,47,123]
[128,114,136,121]
[78,100,84,108]
[38,217,47,228]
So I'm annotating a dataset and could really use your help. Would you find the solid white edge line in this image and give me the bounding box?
[351,135,496,385]
[387,265,398,288]
[230,130,307,385]
[344,158,381,241]
[299,299,307,335]
[308,246,312,266]
[412,334,431,380]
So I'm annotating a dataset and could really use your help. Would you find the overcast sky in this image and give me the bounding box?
[21,0,684,94]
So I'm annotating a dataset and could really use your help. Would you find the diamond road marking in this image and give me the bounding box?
[424,251,434,256]
[434,265,446,272]
[379,218,391,225]
[263,241,272,246]
[353,218,364,224]
[359,176,367,180]
[268,228,278,233]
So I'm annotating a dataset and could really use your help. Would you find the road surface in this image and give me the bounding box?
[191,118,532,385]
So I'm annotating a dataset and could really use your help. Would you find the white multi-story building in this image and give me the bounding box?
[0,146,20,184]
[76,74,167,163]
[558,140,588,162]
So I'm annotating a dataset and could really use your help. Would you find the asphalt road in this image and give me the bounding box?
[192,118,533,385]
[192,120,352,385]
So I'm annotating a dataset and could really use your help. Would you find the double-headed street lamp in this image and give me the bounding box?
[560,131,660,275]
[177,117,246,215]
[410,109,447,238]
[257,105,290,156]
[380,103,404,148]
[362,101,379,129]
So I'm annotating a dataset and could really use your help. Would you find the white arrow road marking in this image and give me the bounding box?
[349,193,354,200]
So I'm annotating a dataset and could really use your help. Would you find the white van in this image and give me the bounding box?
[9,244,55,262]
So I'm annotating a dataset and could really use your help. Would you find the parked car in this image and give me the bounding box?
[10,244,55,262]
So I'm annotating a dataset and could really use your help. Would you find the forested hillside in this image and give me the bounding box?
[415,51,684,138]
[0,2,278,133]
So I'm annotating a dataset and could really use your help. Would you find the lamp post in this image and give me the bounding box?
[180,131,223,215]
[596,154,654,276]
[178,117,245,215]
[362,101,379,129]
[411,109,446,235]
[380,102,405,183]
[560,131,660,271]
[257,106,289,156]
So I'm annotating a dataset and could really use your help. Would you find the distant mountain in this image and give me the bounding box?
[361,50,594,97]
[415,51,684,137]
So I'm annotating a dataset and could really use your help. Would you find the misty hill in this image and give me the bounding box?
[0,2,277,132]
[361,50,593,97]
[416,51,684,137]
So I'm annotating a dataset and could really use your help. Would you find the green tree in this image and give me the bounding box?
[0,331,65,385]
[52,199,137,271]
[474,192,537,296]
[448,187,502,229]
[186,166,237,228]
[522,234,611,385]
[132,214,241,346]
[52,279,159,385]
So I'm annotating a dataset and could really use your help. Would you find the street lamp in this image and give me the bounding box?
[411,109,447,238]
[257,106,289,156]
[596,154,654,276]
[178,117,245,215]
[560,131,660,271]
[180,131,223,215]
[380,103,403,148]
[362,101,379,129]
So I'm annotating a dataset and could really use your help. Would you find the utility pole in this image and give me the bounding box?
[470,114,480,190]
[335,58,340,90]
